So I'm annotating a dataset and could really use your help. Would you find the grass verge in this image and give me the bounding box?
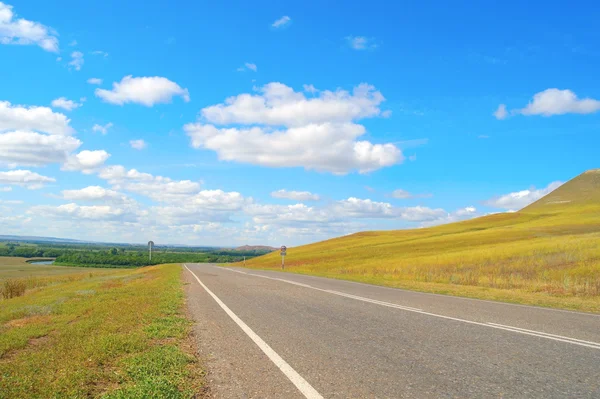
[0,264,204,398]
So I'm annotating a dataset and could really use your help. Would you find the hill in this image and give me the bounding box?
[242,170,600,312]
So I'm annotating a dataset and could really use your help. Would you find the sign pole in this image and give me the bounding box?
[148,241,154,262]
[280,245,287,270]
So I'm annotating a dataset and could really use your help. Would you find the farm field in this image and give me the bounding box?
[0,264,203,398]
[0,256,106,280]
[242,170,600,313]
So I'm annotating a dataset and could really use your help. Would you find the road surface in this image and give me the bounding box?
[184,263,600,398]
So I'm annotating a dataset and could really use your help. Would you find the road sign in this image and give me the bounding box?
[148,241,154,261]
[280,246,287,270]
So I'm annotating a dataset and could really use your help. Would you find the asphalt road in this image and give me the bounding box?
[184,263,600,398]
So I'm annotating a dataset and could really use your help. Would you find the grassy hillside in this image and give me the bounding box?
[242,170,600,312]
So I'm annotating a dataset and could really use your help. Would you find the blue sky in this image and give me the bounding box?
[0,0,599,246]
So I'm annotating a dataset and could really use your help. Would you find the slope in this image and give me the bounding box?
[241,170,600,312]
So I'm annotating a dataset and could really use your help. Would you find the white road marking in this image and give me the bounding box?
[487,323,600,349]
[218,266,600,350]
[185,265,324,399]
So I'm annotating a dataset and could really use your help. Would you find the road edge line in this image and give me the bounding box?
[184,264,324,399]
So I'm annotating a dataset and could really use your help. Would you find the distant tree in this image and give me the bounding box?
[110,248,118,255]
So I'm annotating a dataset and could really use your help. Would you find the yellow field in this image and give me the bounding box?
[242,170,600,312]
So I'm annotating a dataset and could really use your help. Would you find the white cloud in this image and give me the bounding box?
[496,89,600,119]
[186,123,401,174]
[303,84,318,94]
[271,189,320,201]
[245,62,257,72]
[332,198,447,221]
[92,122,113,135]
[519,89,600,116]
[346,36,376,50]
[0,101,74,135]
[493,104,508,120]
[484,181,563,210]
[391,189,432,199]
[0,186,11,192]
[0,131,81,167]
[95,75,190,106]
[87,77,102,85]
[129,139,147,150]
[420,206,479,227]
[62,150,110,174]
[0,2,59,52]
[91,50,108,57]
[200,82,386,127]
[69,39,77,46]
[185,82,401,174]
[271,16,291,28]
[98,165,202,202]
[51,97,81,111]
[69,51,84,71]
[30,203,136,221]
[61,186,132,205]
[0,169,55,189]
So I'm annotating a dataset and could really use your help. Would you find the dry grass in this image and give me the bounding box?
[242,171,600,313]
[0,264,204,398]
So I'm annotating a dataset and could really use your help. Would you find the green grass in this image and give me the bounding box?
[242,170,600,313]
[0,264,204,398]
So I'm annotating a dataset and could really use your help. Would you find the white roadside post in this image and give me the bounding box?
[148,240,154,262]
[280,245,287,270]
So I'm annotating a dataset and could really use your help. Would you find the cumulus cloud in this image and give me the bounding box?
[346,36,377,50]
[271,189,320,201]
[271,16,291,28]
[200,82,386,127]
[0,2,59,52]
[496,89,600,119]
[95,75,190,106]
[61,186,132,205]
[493,104,508,120]
[30,203,136,221]
[98,165,202,202]
[332,198,447,221]
[0,101,74,135]
[87,77,102,85]
[51,97,81,111]
[92,122,112,135]
[519,89,600,116]
[186,123,401,174]
[69,51,84,71]
[391,189,432,199]
[0,131,81,167]
[62,150,110,174]
[185,82,401,174]
[484,181,563,211]
[420,206,479,227]
[0,169,55,189]
[129,139,147,150]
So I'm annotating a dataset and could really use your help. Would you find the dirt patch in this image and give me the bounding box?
[5,315,52,328]
[28,335,50,347]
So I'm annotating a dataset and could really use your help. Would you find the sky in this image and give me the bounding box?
[1,0,599,246]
